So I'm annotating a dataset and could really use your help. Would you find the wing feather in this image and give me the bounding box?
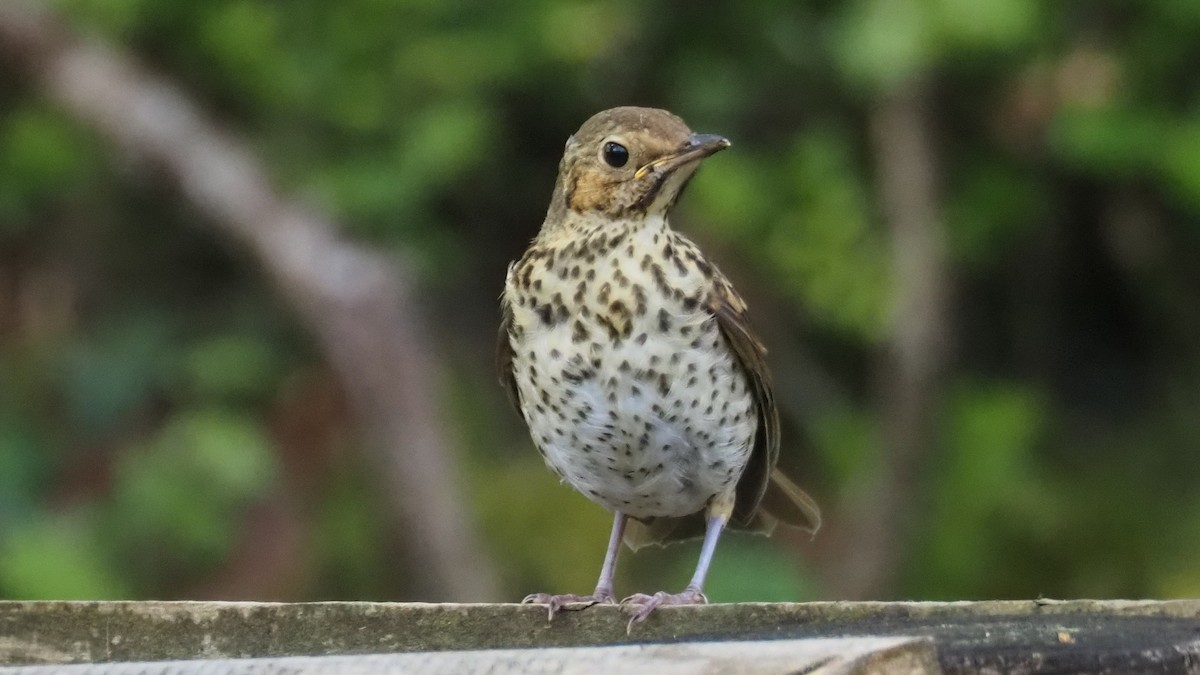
[497,292,522,412]
[709,283,820,534]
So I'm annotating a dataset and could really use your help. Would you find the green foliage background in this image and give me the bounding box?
[2,0,1200,601]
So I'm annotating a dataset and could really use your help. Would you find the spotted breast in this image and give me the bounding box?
[504,215,756,521]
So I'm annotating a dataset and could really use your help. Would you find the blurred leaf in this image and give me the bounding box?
[1154,498,1200,596]
[396,31,524,94]
[945,161,1043,267]
[1158,118,1200,212]
[472,453,612,593]
[942,381,1044,499]
[813,407,881,490]
[198,2,299,107]
[700,537,818,602]
[768,130,889,339]
[932,0,1039,52]
[312,456,391,598]
[835,0,936,91]
[1048,105,1168,176]
[60,315,177,436]
[314,101,493,236]
[185,334,284,400]
[689,152,775,237]
[537,1,635,63]
[51,0,149,35]
[394,102,494,195]
[907,380,1047,596]
[107,408,278,578]
[0,423,48,523]
[0,105,98,232]
[668,55,753,125]
[0,515,130,599]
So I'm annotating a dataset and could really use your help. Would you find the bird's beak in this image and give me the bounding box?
[634,134,730,180]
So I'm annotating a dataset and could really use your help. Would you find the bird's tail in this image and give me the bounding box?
[621,470,820,550]
[753,469,821,537]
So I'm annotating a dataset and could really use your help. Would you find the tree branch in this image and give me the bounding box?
[828,79,952,598]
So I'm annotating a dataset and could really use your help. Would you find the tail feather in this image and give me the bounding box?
[621,470,820,550]
[760,469,821,535]
[623,515,702,551]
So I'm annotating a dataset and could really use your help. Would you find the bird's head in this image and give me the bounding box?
[549,106,729,222]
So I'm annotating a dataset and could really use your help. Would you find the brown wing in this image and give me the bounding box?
[497,294,522,412]
[709,282,821,535]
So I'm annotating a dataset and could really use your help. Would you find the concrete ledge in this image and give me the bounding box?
[2,600,1199,673]
[0,637,940,674]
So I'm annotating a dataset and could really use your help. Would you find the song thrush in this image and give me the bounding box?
[498,106,821,629]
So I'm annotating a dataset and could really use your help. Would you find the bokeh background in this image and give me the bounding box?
[2,0,1200,605]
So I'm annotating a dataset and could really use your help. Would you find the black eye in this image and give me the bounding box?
[602,142,629,168]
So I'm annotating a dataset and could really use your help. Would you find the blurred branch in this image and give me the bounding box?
[829,80,952,598]
[0,1,497,601]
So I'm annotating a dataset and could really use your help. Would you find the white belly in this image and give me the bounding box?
[510,301,756,520]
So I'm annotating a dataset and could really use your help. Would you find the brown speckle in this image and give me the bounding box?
[572,320,590,343]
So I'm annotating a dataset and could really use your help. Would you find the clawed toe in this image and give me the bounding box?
[621,587,707,633]
[522,591,615,620]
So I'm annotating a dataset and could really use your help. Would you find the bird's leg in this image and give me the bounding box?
[523,511,627,620]
[623,510,728,632]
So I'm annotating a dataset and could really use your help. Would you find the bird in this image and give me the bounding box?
[498,106,820,629]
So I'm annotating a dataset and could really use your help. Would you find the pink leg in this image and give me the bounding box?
[623,512,726,632]
[523,512,627,620]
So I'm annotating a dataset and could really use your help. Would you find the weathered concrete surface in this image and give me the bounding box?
[0,637,939,674]
[1,600,1199,673]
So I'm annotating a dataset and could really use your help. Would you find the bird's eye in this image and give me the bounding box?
[602,142,629,168]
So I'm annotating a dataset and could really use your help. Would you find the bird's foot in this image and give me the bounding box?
[522,590,616,620]
[621,586,707,633]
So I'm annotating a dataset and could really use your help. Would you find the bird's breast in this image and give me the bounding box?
[504,223,756,519]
